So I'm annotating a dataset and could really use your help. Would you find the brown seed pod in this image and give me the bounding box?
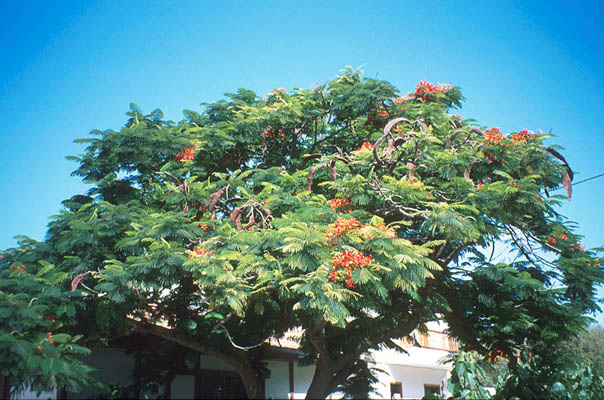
[464,161,477,180]
[445,129,468,150]
[546,147,573,200]
[407,162,416,180]
[307,166,317,191]
[243,212,256,230]
[562,174,572,200]
[383,117,413,137]
[303,153,322,161]
[471,127,484,136]
[230,207,241,222]
[375,118,426,166]
[235,213,242,231]
[208,187,226,212]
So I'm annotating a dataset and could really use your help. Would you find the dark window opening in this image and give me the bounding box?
[424,383,441,396]
[390,382,403,399]
[195,370,247,399]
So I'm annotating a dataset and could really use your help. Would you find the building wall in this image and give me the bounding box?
[369,340,452,399]
[13,387,56,400]
[15,336,454,399]
[372,363,449,399]
[264,360,317,400]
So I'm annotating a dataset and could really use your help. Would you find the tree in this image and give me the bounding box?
[0,239,97,398]
[1,67,602,399]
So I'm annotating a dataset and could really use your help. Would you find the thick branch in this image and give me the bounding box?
[130,319,246,370]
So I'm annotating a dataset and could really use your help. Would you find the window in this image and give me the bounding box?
[424,384,441,396]
[419,332,429,347]
[448,336,459,352]
[390,382,402,399]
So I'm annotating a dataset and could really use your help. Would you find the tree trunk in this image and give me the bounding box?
[304,356,356,400]
[304,361,334,399]
[134,321,266,399]
[237,364,266,399]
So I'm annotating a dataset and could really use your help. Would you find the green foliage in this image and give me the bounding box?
[0,244,99,397]
[496,349,604,399]
[2,67,602,398]
[446,351,492,400]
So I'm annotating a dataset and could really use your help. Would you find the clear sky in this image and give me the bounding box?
[1,0,603,318]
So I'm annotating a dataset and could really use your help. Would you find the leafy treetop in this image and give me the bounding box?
[1,67,602,399]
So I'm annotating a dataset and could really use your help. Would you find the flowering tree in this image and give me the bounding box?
[1,68,602,398]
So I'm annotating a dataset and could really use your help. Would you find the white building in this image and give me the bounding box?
[14,322,457,399]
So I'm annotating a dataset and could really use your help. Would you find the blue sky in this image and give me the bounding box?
[1,0,603,317]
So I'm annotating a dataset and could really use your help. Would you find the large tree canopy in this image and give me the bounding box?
[1,68,602,399]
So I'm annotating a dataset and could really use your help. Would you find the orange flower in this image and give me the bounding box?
[329,198,353,212]
[510,129,534,143]
[356,141,374,151]
[175,147,196,161]
[412,81,451,102]
[484,127,504,144]
[324,217,361,241]
[329,250,372,287]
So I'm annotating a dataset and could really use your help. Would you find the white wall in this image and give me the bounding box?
[376,364,448,399]
[14,387,56,400]
[365,344,452,399]
[292,362,315,399]
[265,360,290,399]
[264,360,316,400]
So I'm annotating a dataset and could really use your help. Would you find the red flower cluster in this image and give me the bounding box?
[329,250,373,288]
[487,349,510,364]
[332,250,372,269]
[511,129,534,143]
[376,106,389,117]
[356,141,374,151]
[403,178,422,187]
[324,217,360,242]
[11,264,26,271]
[262,127,285,138]
[412,81,451,102]
[175,147,196,162]
[188,247,215,258]
[484,127,504,144]
[546,233,585,252]
[329,198,353,212]
[48,332,55,346]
